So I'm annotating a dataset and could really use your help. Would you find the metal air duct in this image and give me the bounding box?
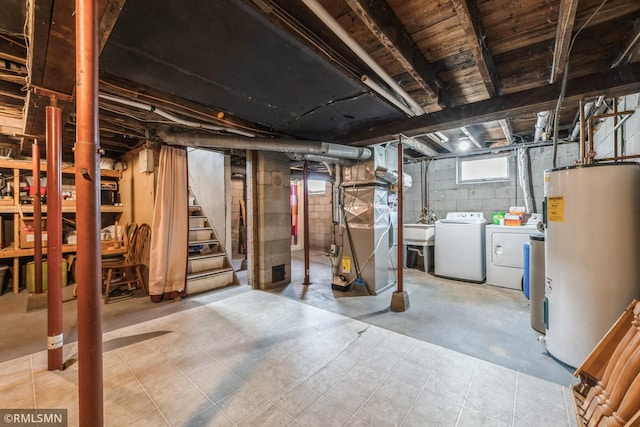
[157,131,372,161]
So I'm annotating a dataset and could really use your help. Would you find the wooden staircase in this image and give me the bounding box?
[186,196,237,295]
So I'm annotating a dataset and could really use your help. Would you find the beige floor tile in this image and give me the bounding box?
[237,402,296,427]
[273,382,320,418]
[355,391,410,427]
[140,371,197,406]
[123,408,169,427]
[373,376,423,410]
[409,391,462,426]
[198,370,247,403]
[216,382,267,423]
[181,358,227,386]
[298,396,352,427]
[104,390,156,426]
[463,386,514,426]
[158,388,213,426]
[456,407,509,427]
[301,365,343,395]
[178,404,234,427]
[244,364,295,396]
[325,376,372,413]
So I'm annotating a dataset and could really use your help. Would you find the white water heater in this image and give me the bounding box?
[544,163,640,368]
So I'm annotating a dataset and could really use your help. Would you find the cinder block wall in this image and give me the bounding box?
[403,144,579,223]
[230,178,244,256]
[308,182,333,251]
[593,94,640,157]
[247,152,291,289]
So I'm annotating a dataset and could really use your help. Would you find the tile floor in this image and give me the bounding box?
[0,290,578,427]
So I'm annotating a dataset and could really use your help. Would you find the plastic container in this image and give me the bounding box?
[26,259,68,292]
[523,241,530,299]
[491,211,505,225]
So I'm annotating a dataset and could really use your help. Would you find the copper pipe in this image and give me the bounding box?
[613,98,618,160]
[303,160,310,286]
[594,154,640,162]
[33,141,43,294]
[579,97,586,164]
[75,0,104,424]
[397,140,404,293]
[46,105,63,371]
[588,115,595,164]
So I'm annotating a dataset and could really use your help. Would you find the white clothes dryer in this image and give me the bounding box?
[485,214,542,290]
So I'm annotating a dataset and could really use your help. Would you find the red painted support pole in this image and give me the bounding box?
[397,140,404,294]
[303,161,310,286]
[46,104,63,371]
[76,0,104,424]
[33,142,43,294]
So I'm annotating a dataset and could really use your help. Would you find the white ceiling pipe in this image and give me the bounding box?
[534,111,551,142]
[361,75,415,117]
[98,93,256,138]
[301,0,425,117]
[158,132,371,161]
[288,152,353,165]
[401,136,439,157]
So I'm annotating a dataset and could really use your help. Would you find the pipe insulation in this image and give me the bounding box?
[517,148,535,214]
[534,111,550,142]
[158,131,372,161]
[301,0,425,117]
[98,93,256,138]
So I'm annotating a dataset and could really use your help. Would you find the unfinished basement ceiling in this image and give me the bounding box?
[0,0,639,160]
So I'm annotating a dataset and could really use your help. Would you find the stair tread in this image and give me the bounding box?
[188,253,225,260]
[188,239,219,246]
[190,227,213,231]
[187,267,233,280]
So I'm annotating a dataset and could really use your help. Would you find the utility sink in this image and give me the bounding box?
[404,224,435,245]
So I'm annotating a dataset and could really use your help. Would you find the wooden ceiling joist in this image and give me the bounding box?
[344,0,447,109]
[499,119,513,145]
[611,20,640,68]
[550,0,579,83]
[450,0,501,97]
[343,62,640,146]
[460,126,483,148]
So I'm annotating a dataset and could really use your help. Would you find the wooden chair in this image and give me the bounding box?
[102,223,151,303]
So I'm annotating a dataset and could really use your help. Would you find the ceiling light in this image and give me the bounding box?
[459,139,471,151]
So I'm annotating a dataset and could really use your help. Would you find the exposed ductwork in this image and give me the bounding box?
[287,153,354,165]
[157,131,372,161]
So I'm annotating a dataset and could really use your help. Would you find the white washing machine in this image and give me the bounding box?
[485,214,542,290]
[435,212,487,282]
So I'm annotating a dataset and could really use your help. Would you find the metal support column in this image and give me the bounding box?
[46,103,63,371]
[303,161,310,286]
[390,138,409,312]
[33,142,43,294]
[76,0,104,424]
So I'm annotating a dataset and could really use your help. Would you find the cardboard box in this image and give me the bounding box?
[20,219,47,249]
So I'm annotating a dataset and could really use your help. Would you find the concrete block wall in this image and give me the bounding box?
[230,178,244,256]
[308,182,333,251]
[247,151,291,289]
[593,94,640,157]
[403,143,580,223]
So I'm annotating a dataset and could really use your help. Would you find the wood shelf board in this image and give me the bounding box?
[0,158,122,178]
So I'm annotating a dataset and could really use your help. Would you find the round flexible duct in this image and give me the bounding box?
[157,131,372,161]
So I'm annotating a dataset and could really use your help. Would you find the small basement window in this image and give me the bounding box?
[457,154,510,183]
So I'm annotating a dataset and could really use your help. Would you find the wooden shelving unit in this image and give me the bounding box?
[0,159,126,294]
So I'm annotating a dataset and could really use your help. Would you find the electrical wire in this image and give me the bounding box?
[552,0,609,168]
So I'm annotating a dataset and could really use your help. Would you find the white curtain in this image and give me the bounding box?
[148,145,188,302]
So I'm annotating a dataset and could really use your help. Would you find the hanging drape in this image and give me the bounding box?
[148,145,188,302]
